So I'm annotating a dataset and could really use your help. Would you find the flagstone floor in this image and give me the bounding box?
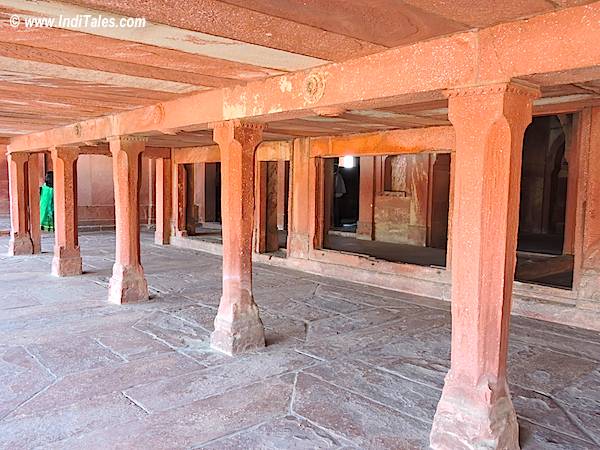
[0,232,598,449]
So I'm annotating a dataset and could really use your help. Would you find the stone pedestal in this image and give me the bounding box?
[108,136,149,304]
[7,152,33,256]
[108,262,148,304]
[430,82,539,450]
[210,121,265,355]
[51,146,82,277]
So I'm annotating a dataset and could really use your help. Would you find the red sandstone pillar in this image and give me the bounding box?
[211,120,265,355]
[172,163,187,237]
[288,138,311,258]
[276,160,287,230]
[28,153,42,254]
[51,146,82,276]
[108,136,149,304]
[255,161,279,253]
[578,107,600,309]
[7,152,33,255]
[195,162,207,223]
[357,156,375,240]
[430,81,539,450]
[155,157,172,245]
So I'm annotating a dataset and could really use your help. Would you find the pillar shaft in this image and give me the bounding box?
[255,161,279,253]
[430,82,539,450]
[7,152,33,255]
[51,147,82,276]
[288,138,311,258]
[578,107,600,308]
[276,160,287,230]
[108,136,148,304]
[195,162,207,223]
[172,163,187,237]
[28,153,41,254]
[357,156,375,240]
[155,157,172,245]
[211,121,265,355]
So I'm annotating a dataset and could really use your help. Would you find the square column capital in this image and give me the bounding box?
[50,146,79,162]
[108,135,148,156]
[445,80,540,100]
[7,151,30,164]
[211,120,264,150]
[444,81,541,148]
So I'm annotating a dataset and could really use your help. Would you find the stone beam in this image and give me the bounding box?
[144,147,171,159]
[310,126,455,158]
[7,3,600,152]
[171,141,291,164]
[172,146,220,165]
[256,141,292,161]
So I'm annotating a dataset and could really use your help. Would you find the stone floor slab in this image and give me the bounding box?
[0,231,598,449]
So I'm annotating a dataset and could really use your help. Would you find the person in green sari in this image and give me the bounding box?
[40,171,54,232]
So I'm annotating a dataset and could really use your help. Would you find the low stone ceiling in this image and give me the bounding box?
[0,0,599,143]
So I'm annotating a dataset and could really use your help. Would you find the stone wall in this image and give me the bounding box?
[373,154,431,246]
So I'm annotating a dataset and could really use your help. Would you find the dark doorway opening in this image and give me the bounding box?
[257,160,290,255]
[192,162,222,243]
[515,114,574,289]
[323,153,450,268]
[331,156,360,233]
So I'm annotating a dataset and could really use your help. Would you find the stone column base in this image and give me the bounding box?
[210,303,266,355]
[154,231,170,245]
[430,377,519,450]
[287,232,310,259]
[8,234,33,256]
[52,249,82,277]
[356,221,374,240]
[108,263,149,304]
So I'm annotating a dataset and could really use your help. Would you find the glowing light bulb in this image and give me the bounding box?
[339,155,354,169]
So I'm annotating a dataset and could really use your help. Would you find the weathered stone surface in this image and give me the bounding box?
[1,231,599,448]
[54,375,294,449]
[519,419,595,450]
[26,336,125,377]
[10,352,201,417]
[508,347,598,395]
[261,309,308,345]
[293,373,431,449]
[306,359,441,422]
[510,385,595,444]
[263,296,336,322]
[165,304,217,331]
[353,325,451,389]
[201,415,352,449]
[0,393,145,448]
[133,310,208,348]
[124,349,316,412]
[0,346,55,419]
[306,308,404,342]
[95,327,173,361]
